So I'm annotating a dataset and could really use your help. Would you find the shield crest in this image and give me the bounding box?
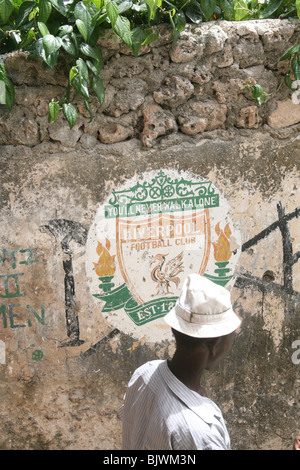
[116,210,211,305]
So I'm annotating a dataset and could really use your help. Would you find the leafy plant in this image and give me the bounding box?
[281,43,300,89]
[0,0,300,128]
[246,42,300,106]
[0,0,162,127]
[245,82,271,105]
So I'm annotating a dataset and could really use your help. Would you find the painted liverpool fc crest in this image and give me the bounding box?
[86,170,241,342]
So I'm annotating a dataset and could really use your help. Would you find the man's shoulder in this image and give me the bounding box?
[132,359,165,379]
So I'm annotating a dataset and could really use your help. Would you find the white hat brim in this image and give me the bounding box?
[164,305,241,338]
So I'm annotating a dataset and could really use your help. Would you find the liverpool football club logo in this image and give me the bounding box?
[86,170,241,342]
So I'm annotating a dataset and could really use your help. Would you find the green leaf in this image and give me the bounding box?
[184,0,203,24]
[234,0,250,20]
[0,0,14,23]
[169,12,180,45]
[291,57,300,80]
[174,10,186,32]
[0,62,5,80]
[69,65,78,83]
[72,74,90,100]
[10,31,22,46]
[79,43,103,67]
[91,75,105,106]
[39,0,52,23]
[280,44,300,61]
[48,0,70,17]
[0,80,5,105]
[91,9,107,26]
[256,94,267,106]
[131,2,147,13]
[61,35,77,57]
[131,26,159,56]
[92,0,103,9]
[74,1,94,39]
[131,26,149,57]
[58,24,73,36]
[20,29,36,50]
[62,102,77,129]
[113,15,132,48]
[284,72,294,89]
[0,62,15,111]
[142,30,159,45]
[45,50,59,68]
[15,1,36,28]
[86,59,102,75]
[250,84,268,106]
[200,0,215,20]
[29,5,39,21]
[251,84,264,99]
[118,1,132,14]
[106,0,119,27]
[4,77,15,111]
[76,58,89,82]
[32,37,59,68]
[259,0,282,18]
[74,1,92,26]
[71,32,79,53]
[218,0,234,19]
[144,0,161,21]
[76,18,88,41]
[84,99,93,121]
[42,34,62,56]
[296,0,300,18]
[38,21,50,37]
[33,36,60,68]
[32,37,47,61]
[48,100,60,123]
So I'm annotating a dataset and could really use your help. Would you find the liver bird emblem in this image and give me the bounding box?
[150,252,184,295]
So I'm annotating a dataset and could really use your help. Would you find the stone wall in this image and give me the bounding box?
[0,19,300,450]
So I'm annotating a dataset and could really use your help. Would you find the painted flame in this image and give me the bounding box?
[212,222,232,262]
[94,238,116,277]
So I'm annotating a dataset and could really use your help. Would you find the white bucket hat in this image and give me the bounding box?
[164,273,241,338]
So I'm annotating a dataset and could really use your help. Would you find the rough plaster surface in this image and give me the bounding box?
[0,20,299,450]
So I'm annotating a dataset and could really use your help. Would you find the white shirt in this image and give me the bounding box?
[118,360,231,450]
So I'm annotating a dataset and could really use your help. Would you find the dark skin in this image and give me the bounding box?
[168,330,236,397]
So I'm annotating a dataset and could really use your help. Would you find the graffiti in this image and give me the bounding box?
[40,219,87,347]
[0,273,26,298]
[0,248,44,329]
[32,349,44,361]
[0,247,39,269]
[235,202,300,314]
[0,304,45,328]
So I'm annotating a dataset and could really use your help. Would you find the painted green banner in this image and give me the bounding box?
[93,283,177,326]
[104,195,219,218]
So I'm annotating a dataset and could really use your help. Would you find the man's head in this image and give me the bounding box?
[164,273,241,339]
[171,327,236,371]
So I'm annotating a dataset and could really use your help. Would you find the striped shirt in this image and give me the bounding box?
[118,360,231,450]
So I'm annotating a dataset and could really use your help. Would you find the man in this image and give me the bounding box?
[118,273,241,450]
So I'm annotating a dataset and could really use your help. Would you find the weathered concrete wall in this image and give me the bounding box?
[0,19,300,450]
